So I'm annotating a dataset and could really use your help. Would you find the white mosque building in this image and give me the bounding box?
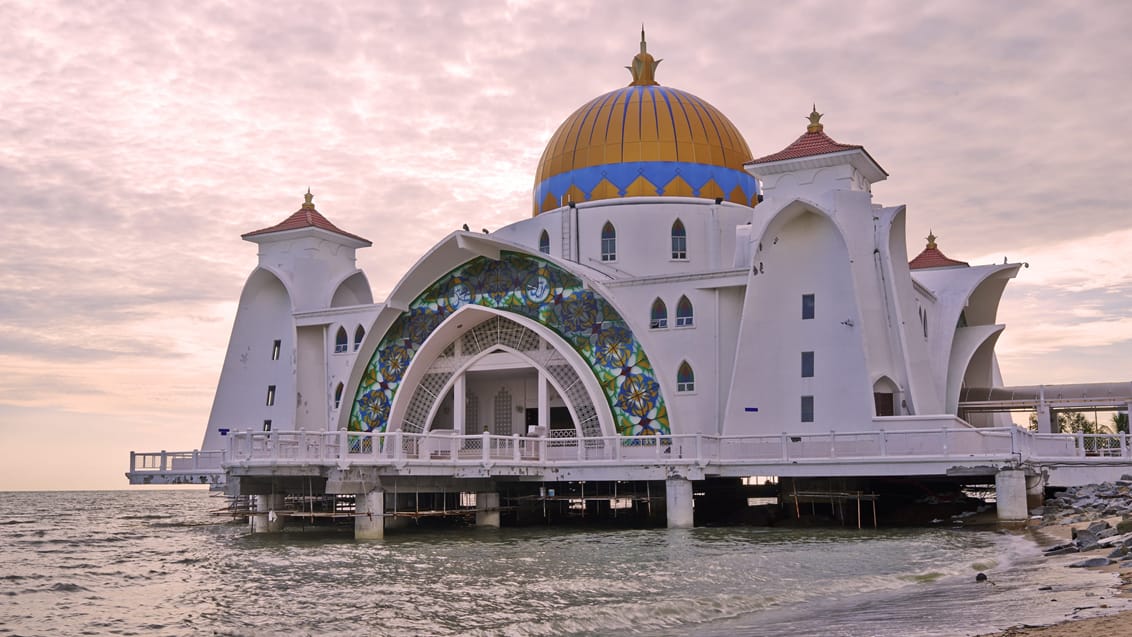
[130,34,1132,534]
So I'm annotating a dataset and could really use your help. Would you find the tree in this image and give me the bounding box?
[1113,412,1129,434]
[1028,410,1111,434]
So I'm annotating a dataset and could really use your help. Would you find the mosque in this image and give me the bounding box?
[129,33,1132,535]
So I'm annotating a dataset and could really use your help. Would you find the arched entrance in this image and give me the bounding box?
[394,312,605,440]
[872,376,900,417]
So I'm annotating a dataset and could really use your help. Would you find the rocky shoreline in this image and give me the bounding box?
[1036,479,1132,566]
[977,476,1132,637]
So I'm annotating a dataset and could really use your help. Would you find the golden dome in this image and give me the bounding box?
[532,32,758,215]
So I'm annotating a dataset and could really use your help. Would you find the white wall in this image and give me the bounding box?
[201,268,295,451]
[725,204,874,434]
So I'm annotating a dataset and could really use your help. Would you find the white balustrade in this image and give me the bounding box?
[129,425,1132,482]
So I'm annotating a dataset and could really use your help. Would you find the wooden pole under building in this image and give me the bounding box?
[793,481,801,519]
[857,493,862,530]
[872,498,878,529]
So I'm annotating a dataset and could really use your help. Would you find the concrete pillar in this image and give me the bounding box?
[995,470,1028,521]
[537,371,549,433]
[1026,473,1045,510]
[665,477,694,529]
[476,492,500,528]
[454,374,466,435]
[355,490,384,540]
[1036,403,1053,434]
[250,494,286,533]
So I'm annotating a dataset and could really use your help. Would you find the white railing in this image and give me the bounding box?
[129,449,227,473]
[128,427,1132,480]
[1032,432,1131,459]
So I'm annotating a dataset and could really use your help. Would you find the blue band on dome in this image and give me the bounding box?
[535,161,760,209]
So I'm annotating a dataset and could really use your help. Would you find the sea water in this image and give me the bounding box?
[0,490,1127,636]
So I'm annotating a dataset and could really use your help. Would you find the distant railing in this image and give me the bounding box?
[128,426,1132,482]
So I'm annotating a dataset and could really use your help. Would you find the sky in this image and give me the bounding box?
[1,0,1130,490]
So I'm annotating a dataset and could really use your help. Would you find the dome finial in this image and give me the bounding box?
[807,104,824,133]
[627,26,661,86]
[303,188,315,209]
[926,230,937,249]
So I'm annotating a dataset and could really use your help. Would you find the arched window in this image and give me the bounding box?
[334,382,344,409]
[677,361,695,392]
[671,219,687,260]
[354,325,365,351]
[334,326,348,353]
[675,295,694,327]
[601,222,616,261]
[650,298,668,329]
[538,229,551,254]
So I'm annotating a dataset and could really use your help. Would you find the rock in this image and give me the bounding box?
[976,572,988,582]
[1107,546,1128,559]
[1120,474,1132,481]
[1098,528,1119,540]
[1117,519,1132,534]
[1030,507,1045,516]
[1088,520,1112,533]
[1039,585,1054,591]
[1044,545,1080,556]
[1069,557,1112,568]
[1075,529,1100,550]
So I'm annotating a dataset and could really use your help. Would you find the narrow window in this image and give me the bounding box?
[801,395,814,422]
[650,298,668,329]
[538,229,551,255]
[601,222,616,261]
[266,385,276,406]
[271,339,281,361]
[801,351,814,378]
[493,388,513,436]
[677,361,695,392]
[354,325,365,351]
[675,295,694,327]
[334,382,344,409]
[802,294,815,320]
[466,394,480,433]
[671,219,687,260]
[334,326,348,353]
[263,419,272,432]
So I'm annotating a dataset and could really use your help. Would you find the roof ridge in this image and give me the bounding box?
[241,195,371,245]
[749,129,863,164]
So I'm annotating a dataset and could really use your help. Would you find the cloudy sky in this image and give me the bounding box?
[2,0,1130,490]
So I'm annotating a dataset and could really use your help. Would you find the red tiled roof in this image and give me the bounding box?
[242,199,371,245]
[749,130,864,164]
[909,246,968,270]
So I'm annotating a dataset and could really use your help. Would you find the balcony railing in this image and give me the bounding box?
[128,427,1132,483]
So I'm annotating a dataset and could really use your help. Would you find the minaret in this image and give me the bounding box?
[199,192,374,453]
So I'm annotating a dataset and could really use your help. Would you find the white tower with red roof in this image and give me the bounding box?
[199,192,379,453]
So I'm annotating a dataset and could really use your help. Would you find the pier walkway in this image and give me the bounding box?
[128,423,1132,490]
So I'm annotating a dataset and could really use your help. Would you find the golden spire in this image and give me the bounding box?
[302,188,315,210]
[806,104,824,133]
[926,230,937,249]
[627,26,661,86]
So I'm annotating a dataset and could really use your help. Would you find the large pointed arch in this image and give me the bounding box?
[350,251,669,437]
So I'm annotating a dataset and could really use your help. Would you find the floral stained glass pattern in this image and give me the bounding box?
[349,251,669,437]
